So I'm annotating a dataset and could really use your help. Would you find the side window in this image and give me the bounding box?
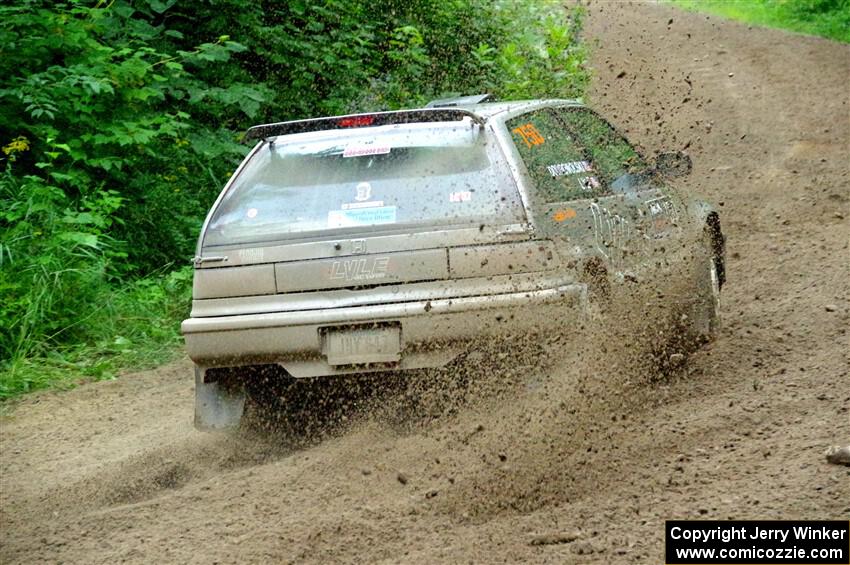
[555,108,649,190]
[507,109,605,203]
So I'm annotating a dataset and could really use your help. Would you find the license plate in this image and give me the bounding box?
[324,326,401,366]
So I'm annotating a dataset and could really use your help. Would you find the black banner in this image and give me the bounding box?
[666,520,849,564]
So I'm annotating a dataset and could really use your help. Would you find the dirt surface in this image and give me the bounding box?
[2,3,848,563]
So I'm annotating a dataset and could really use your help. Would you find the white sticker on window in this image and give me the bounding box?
[342,200,384,210]
[354,181,372,201]
[547,160,593,177]
[343,145,391,158]
[449,191,472,203]
[328,206,397,228]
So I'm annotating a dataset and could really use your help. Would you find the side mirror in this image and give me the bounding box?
[655,151,692,177]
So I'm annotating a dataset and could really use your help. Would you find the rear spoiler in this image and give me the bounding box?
[425,93,494,107]
[244,108,486,142]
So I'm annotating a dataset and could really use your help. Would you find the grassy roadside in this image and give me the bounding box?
[0,268,192,400]
[666,0,850,43]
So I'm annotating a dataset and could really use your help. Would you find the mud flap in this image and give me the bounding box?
[194,366,246,431]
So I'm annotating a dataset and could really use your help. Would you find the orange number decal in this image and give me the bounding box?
[512,123,545,148]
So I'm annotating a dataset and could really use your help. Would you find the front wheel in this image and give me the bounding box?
[684,237,722,346]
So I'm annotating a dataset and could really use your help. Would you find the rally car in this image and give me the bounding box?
[182,95,725,430]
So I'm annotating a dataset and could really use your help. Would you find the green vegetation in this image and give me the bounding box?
[0,0,589,399]
[667,0,850,43]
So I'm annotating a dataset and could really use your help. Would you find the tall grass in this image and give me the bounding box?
[0,161,193,399]
[0,267,192,399]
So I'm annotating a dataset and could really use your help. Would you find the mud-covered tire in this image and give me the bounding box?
[684,237,722,346]
[650,237,722,372]
[243,368,374,437]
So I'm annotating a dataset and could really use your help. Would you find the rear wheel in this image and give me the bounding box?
[243,367,378,437]
[193,364,296,433]
[242,366,308,434]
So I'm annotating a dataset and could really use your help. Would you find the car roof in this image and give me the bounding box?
[244,99,585,142]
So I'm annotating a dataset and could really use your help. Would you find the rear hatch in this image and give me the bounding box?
[192,115,558,310]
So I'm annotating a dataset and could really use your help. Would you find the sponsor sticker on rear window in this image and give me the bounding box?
[328,206,397,228]
[341,200,384,210]
[343,145,391,158]
[449,191,472,202]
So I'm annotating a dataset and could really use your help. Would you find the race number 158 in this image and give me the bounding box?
[512,123,545,148]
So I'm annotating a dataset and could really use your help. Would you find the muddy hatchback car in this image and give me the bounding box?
[183,96,725,430]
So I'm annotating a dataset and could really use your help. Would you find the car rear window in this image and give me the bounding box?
[203,122,525,247]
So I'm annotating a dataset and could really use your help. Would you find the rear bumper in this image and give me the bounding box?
[182,283,587,377]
